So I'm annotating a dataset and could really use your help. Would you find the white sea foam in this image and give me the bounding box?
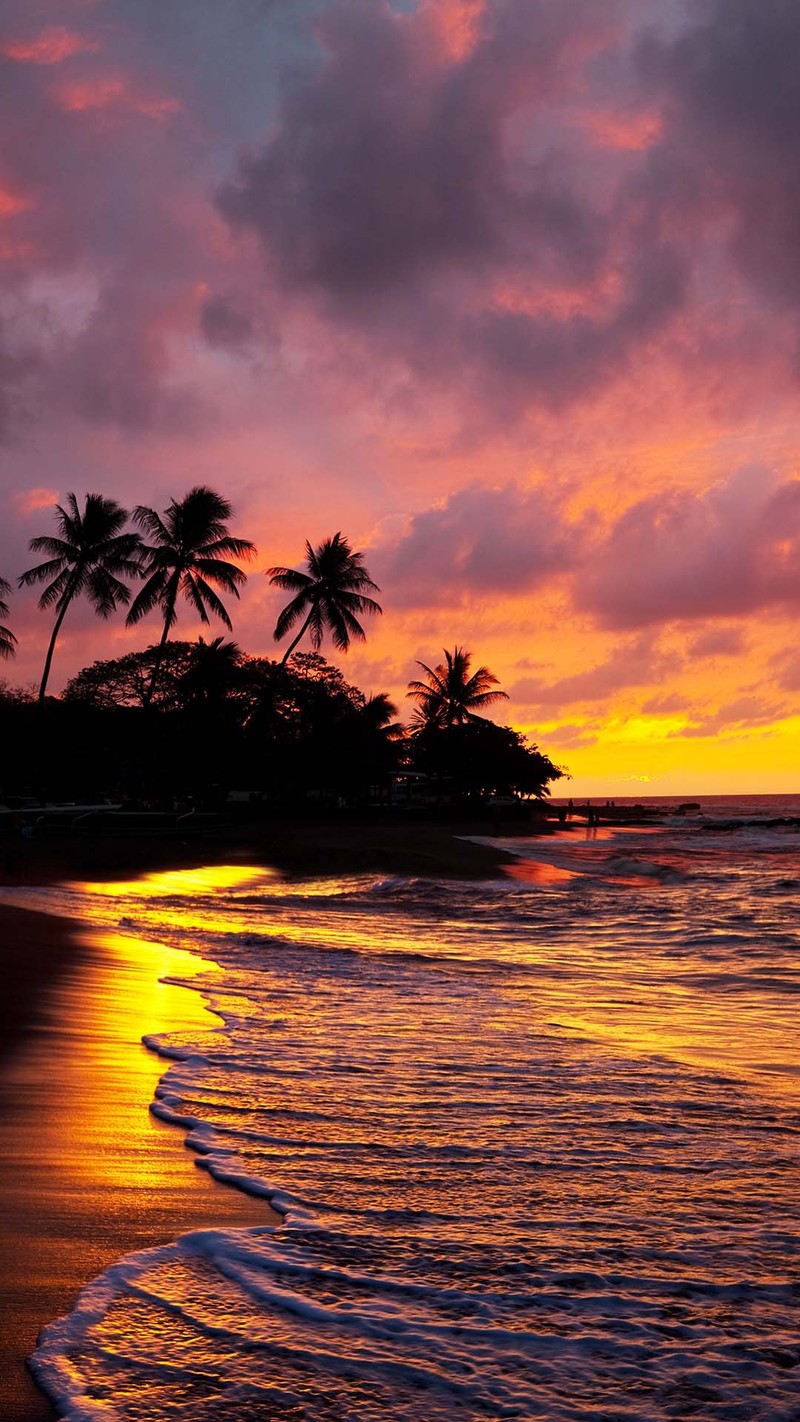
[11,806,800,1419]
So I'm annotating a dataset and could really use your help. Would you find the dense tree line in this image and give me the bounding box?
[0,488,565,809]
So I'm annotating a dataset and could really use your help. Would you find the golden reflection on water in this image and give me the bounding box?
[76,864,275,899]
[0,909,270,1422]
[41,930,221,1194]
[66,864,798,1100]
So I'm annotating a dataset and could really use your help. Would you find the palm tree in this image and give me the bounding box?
[126,486,255,703]
[0,577,16,660]
[179,636,244,708]
[268,532,382,664]
[19,493,142,700]
[407,646,508,728]
[360,691,405,740]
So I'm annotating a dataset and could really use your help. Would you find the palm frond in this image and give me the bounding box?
[192,557,247,591]
[125,569,169,625]
[87,567,132,617]
[25,536,73,560]
[269,533,382,656]
[19,557,67,588]
[201,536,256,561]
[267,567,313,593]
[274,590,312,641]
[191,576,235,629]
[37,567,81,611]
[132,506,171,543]
[182,574,213,625]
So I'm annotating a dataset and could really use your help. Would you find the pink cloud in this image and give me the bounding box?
[576,470,800,628]
[379,480,580,606]
[2,27,100,66]
[13,487,60,515]
[55,75,180,119]
[510,634,683,710]
[582,108,663,152]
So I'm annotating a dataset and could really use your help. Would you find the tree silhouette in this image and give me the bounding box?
[63,642,196,711]
[126,486,255,703]
[360,692,405,742]
[0,576,16,660]
[179,637,244,708]
[407,647,508,728]
[268,532,382,664]
[19,493,141,701]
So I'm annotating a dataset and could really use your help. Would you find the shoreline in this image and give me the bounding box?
[0,902,277,1422]
[0,816,528,888]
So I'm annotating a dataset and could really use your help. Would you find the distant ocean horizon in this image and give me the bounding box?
[9,799,800,1420]
[550,791,800,814]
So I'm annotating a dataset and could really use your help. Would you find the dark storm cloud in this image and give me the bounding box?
[461,241,687,412]
[637,0,800,310]
[220,0,615,300]
[200,294,255,350]
[0,0,310,437]
[215,0,800,421]
[3,0,800,462]
[219,0,688,413]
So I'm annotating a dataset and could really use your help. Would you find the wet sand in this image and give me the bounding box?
[0,904,276,1422]
[0,816,522,890]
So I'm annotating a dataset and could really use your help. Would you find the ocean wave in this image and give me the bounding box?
[17,810,800,1420]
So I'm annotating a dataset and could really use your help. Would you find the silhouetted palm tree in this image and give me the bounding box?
[407,647,508,728]
[180,636,243,707]
[126,487,255,703]
[361,691,404,740]
[0,577,16,660]
[268,532,382,664]
[19,493,141,700]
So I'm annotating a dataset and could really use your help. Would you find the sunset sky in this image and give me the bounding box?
[1,0,799,794]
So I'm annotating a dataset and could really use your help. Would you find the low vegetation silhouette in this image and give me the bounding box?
[1,491,564,814]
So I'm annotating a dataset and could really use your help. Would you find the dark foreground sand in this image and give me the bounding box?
[0,904,276,1422]
[0,815,521,890]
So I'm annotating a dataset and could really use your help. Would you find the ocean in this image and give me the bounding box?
[13,796,800,1419]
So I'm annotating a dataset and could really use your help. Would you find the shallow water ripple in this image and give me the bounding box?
[25,819,800,1420]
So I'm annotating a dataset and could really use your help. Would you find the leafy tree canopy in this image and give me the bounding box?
[412,719,564,799]
[63,643,196,711]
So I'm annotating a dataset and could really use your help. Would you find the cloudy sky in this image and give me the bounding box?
[2,0,800,793]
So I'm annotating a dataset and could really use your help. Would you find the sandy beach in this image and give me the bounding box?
[0,901,277,1422]
[0,816,523,891]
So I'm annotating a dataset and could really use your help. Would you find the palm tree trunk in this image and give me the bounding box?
[38,587,77,701]
[280,609,315,665]
[143,583,179,706]
[143,613,174,707]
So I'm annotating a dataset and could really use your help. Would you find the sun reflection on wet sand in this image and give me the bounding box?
[0,912,272,1422]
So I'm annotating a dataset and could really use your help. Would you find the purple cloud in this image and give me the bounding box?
[577,469,800,628]
[638,0,800,312]
[380,480,579,607]
[510,633,683,709]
